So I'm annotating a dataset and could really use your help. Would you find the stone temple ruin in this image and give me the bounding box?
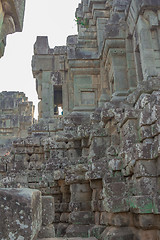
[0,0,160,239]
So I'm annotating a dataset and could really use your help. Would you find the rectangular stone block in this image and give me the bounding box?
[60,213,70,223]
[42,196,55,226]
[56,223,69,237]
[69,201,91,211]
[90,179,102,189]
[153,195,160,214]
[129,196,154,214]
[66,224,94,238]
[110,213,133,227]
[32,55,53,72]
[54,213,61,223]
[69,211,95,225]
[0,188,42,240]
[138,229,159,240]
[103,197,129,213]
[70,183,91,193]
[135,214,160,229]
[100,212,110,226]
[103,182,127,198]
[71,191,92,202]
[134,177,157,196]
[38,224,55,238]
[89,225,106,239]
[134,160,157,177]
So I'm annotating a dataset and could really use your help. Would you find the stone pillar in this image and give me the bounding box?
[32,36,54,119]
[126,36,137,92]
[106,48,129,97]
[137,14,158,80]
[42,71,54,118]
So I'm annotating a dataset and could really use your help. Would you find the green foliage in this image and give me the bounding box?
[75,17,89,28]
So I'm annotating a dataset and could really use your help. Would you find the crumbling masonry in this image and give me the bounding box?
[0,0,160,239]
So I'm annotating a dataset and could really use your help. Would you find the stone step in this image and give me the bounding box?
[65,225,95,238]
[38,238,97,240]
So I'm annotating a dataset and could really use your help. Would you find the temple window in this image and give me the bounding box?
[54,86,63,115]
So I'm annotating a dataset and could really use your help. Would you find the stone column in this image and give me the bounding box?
[137,14,158,80]
[106,48,129,97]
[42,71,54,118]
[32,36,54,119]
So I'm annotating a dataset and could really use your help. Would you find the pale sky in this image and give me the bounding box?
[0,0,81,118]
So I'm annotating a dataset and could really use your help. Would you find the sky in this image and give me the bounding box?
[0,0,81,118]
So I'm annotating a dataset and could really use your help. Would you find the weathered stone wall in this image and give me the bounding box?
[0,0,26,58]
[0,91,35,150]
[1,0,160,239]
[0,91,35,183]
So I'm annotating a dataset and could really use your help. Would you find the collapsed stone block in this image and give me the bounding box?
[0,188,42,240]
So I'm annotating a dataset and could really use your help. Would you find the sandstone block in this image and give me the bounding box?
[110,213,133,227]
[103,197,129,213]
[56,223,69,237]
[70,182,91,193]
[60,202,70,212]
[134,177,157,196]
[69,201,91,211]
[101,227,135,240]
[139,125,152,141]
[134,160,157,177]
[138,229,159,240]
[0,188,42,240]
[129,196,154,214]
[90,179,103,189]
[153,195,160,214]
[54,213,61,223]
[38,224,55,238]
[69,211,95,225]
[95,211,100,225]
[66,224,93,238]
[92,189,103,201]
[42,196,55,226]
[100,212,110,226]
[134,214,159,229]
[71,191,92,202]
[89,225,106,239]
[60,212,70,223]
[104,182,127,198]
